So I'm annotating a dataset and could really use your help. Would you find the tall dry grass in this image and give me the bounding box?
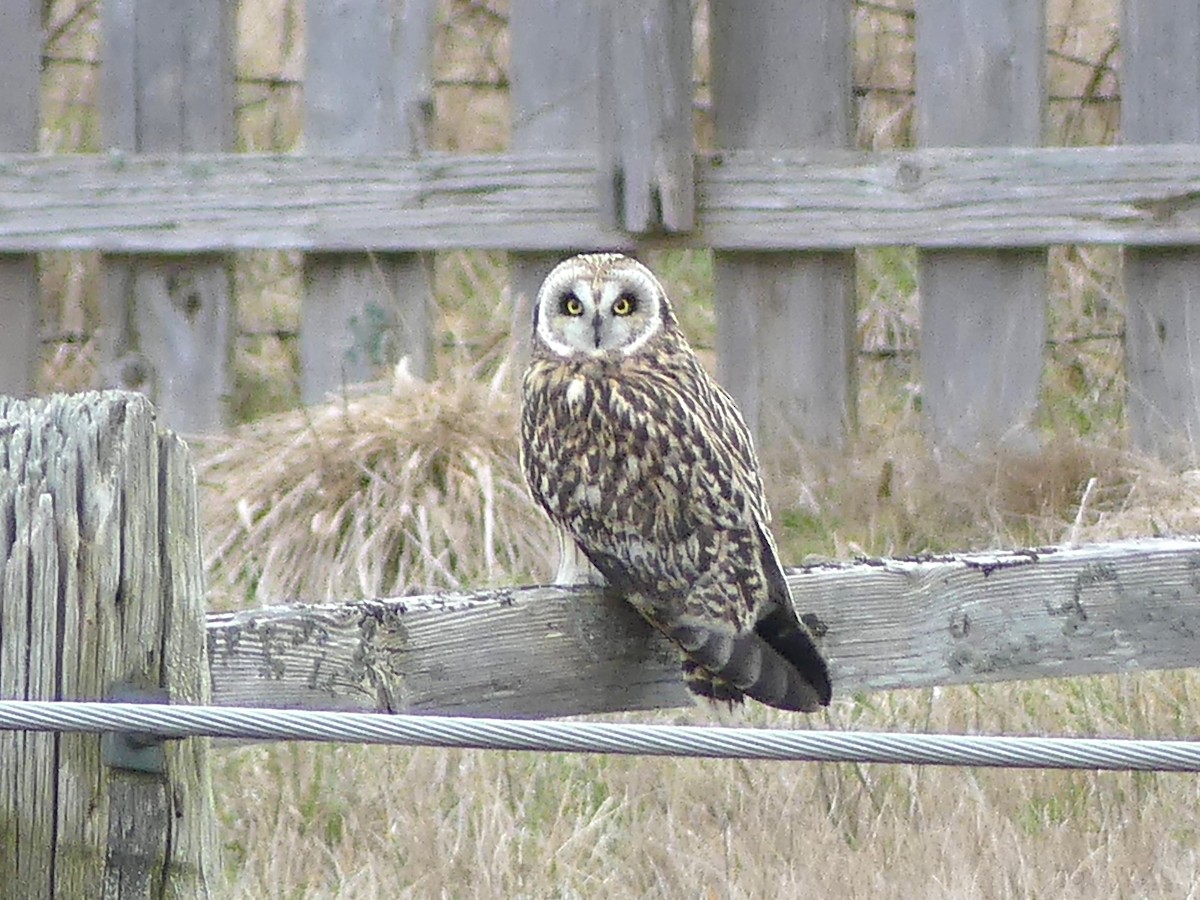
[215,678,1200,899]
[196,350,555,609]
[32,1,1200,897]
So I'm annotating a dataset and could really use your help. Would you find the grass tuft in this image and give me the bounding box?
[195,345,555,608]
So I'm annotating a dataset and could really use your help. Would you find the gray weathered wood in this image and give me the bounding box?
[509,0,602,363]
[1122,0,1200,458]
[0,0,40,398]
[301,0,437,403]
[0,391,220,898]
[101,259,233,433]
[711,1,855,448]
[205,538,1200,719]
[9,145,1200,252]
[597,0,694,233]
[916,0,1046,451]
[100,0,235,433]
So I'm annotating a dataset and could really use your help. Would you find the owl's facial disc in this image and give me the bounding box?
[535,256,665,359]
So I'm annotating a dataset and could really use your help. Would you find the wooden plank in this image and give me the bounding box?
[0,0,40,398]
[1122,0,1200,457]
[509,0,602,362]
[597,0,694,233]
[0,392,220,898]
[711,0,855,448]
[916,0,1046,451]
[8,146,1200,252]
[301,0,437,403]
[101,259,232,431]
[100,0,235,433]
[205,538,1200,719]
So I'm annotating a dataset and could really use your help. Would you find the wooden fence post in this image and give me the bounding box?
[597,0,694,235]
[100,0,236,433]
[509,0,602,360]
[301,0,438,403]
[0,0,40,399]
[710,0,856,449]
[0,391,220,898]
[1122,0,1200,458]
[915,0,1046,452]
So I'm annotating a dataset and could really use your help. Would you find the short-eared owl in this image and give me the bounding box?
[520,253,831,712]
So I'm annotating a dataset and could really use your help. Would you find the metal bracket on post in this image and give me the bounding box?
[100,683,169,776]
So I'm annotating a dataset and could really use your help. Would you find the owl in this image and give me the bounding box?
[520,253,831,712]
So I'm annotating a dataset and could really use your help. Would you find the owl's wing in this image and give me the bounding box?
[709,396,775,529]
[683,358,832,707]
[519,359,563,525]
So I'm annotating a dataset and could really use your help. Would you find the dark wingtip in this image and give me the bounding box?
[754,607,832,707]
[670,617,831,713]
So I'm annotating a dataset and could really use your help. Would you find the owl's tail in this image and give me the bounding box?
[669,609,831,713]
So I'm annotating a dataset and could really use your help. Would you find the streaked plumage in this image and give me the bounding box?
[520,253,831,712]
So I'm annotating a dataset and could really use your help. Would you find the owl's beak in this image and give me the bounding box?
[592,313,603,349]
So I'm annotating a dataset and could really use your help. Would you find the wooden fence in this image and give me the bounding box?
[3,1,1200,455]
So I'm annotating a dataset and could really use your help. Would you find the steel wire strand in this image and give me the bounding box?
[0,700,1199,771]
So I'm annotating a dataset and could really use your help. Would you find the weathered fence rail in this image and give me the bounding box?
[205,538,1200,719]
[5,146,1200,251]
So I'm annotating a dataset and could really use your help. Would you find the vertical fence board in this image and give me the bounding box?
[710,1,855,449]
[915,0,1046,451]
[598,0,694,234]
[0,392,220,899]
[301,0,437,403]
[0,0,40,398]
[1122,0,1200,457]
[509,1,602,359]
[100,0,235,433]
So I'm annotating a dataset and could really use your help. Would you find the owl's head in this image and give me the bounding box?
[532,253,679,359]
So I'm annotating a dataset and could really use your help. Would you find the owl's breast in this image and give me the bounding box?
[526,362,698,541]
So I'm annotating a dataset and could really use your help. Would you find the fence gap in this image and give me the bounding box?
[508,1,603,362]
[915,0,1047,452]
[0,392,220,898]
[99,0,236,433]
[710,0,856,450]
[301,0,437,403]
[0,0,41,399]
[1122,0,1200,458]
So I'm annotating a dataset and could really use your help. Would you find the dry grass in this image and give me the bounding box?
[32,1,1200,897]
[214,673,1200,898]
[196,349,554,609]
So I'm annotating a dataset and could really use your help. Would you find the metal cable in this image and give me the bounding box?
[0,700,1198,771]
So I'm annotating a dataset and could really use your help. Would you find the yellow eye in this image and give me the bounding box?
[612,294,637,316]
[561,294,584,316]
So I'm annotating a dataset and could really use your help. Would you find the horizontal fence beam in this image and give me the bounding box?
[206,537,1200,719]
[4,145,1200,252]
